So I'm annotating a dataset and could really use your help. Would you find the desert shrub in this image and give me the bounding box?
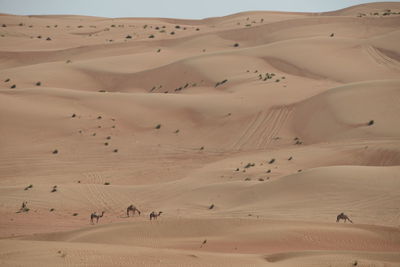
[71,113,76,118]
[367,120,374,126]
[104,142,109,146]
[175,25,181,29]
[200,146,204,150]
[155,124,161,129]
[157,48,161,53]
[11,84,16,89]
[24,184,33,190]
[266,169,271,173]
[245,24,251,27]
[330,33,334,37]
[196,28,200,31]
[209,204,214,209]
[143,24,148,29]
[149,34,155,38]
[104,182,110,185]
[288,156,293,161]
[233,43,239,47]
[244,177,251,181]
[36,81,41,86]
[170,31,175,35]
[126,35,132,39]
[235,168,239,171]
[111,24,116,27]
[2,24,6,27]
[268,158,275,164]
[264,73,272,80]
[53,149,58,154]
[98,89,106,92]
[72,213,78,216]
[275,79,280,82]
[51,186,57,192]
[46,37,52,41]
[106,136,111,140]
[215,79,228,87]
[244,163,255,168]
[97,116,102,119]
[50,208,55,212]
[258,178,264,181]
[175,129,180,133]
[113,149,118,153]
[66,59,72,63]
[4,78,10,82]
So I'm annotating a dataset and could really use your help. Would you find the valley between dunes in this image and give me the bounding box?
[0,2,400,266]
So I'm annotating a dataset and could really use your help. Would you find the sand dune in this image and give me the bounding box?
[1,2,400,266]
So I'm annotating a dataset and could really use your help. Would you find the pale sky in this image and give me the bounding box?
[0,0,397,19]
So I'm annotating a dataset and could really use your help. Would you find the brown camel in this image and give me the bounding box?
[127,205,141,217]
[150,211,162,220]
[90,211,105,224]
[336,212,353,223]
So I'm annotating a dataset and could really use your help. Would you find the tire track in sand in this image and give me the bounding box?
[365,45,400,70]
[231,105,293,151]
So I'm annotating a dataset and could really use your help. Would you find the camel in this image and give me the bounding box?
[127,205,141,217]
[90,211,105,224]
[336,212,353,223]
[150,211,162,220]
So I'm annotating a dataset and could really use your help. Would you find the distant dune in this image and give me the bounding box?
[1,2,400,266]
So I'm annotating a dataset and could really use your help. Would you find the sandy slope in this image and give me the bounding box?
[0,2,400,266]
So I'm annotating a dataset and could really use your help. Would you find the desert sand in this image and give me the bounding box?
[0,2,400,266]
